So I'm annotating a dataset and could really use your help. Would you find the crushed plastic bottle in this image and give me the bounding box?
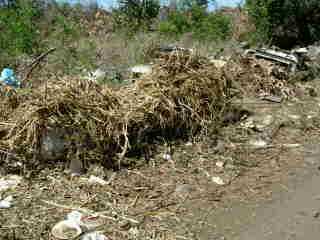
[0,68,20,87]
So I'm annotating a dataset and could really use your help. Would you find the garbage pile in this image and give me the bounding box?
[225,45,320,100]
[0,50,230,170]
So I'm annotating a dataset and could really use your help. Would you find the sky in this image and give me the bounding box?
[58,0,242,10]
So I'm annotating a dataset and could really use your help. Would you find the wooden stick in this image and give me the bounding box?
[22,48,56,84]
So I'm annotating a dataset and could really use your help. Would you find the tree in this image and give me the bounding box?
[246,0,320,48]
[177,0,209,11]
[117,0,160,27]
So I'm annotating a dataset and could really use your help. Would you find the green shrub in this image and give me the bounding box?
[159,11,191,36]
[114,0,160,32]
[0,0,42,58]
[159,5,231,41]
[193,13,231,41]
[246,0,320,48]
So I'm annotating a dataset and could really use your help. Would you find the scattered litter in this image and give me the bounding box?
[209,59,227,68]
[163,153,172,161]
[0,196,13,209]
[0,68,20,87]
[0,175,22,192]
[87,68,106,82]
[81,231,109,240]
[88,175,108,186]
[185,142,193,146]
[52,211,83,239]
[260,94,283,103]
[241,115,274,131]
[281,143,301,148]
[81,215,105,231]
[288,114,301,120]
[158,45,193,53]
[212,176,225,185]
[67,211,82,224]
[215,161,225,168]
[245,48,299,72]
[130,65,152,78]
[51,220,82,240]
[249,139,268,148]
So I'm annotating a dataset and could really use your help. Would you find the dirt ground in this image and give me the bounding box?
[1,77,320,239]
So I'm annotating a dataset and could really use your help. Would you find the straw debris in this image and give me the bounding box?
[1,50,230,170]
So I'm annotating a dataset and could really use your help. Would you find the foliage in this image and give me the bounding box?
[246,0,320,48]
[0,0,97,73]
[177,0,209,11]
[114,0,160,31]
[159,4,231,41]
[0,0,42,57]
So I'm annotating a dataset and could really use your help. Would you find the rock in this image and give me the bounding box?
[41,128,67,161]
[68,158,84,176]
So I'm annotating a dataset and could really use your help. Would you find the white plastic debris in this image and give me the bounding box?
[212,176,225,185]
[130,65,152,77]
[88,175,108,186]
[162,153,172,161]
[209,59,227,68]
[249,139,268,148]
[215,161,225,168]
[0,175,22,192]
[87,68,106,82]
[81,232,109,240]
[0,196,13,209]
[51,211,83,239]
[67,211,83,224]
[51,219,82,240]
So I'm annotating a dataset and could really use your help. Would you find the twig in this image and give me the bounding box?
[40,200,117,221]
[41,200,139,224]
[22,48,56,84]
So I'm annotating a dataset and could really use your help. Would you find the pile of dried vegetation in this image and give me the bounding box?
[225,55,294,99]
[0,50,231,171]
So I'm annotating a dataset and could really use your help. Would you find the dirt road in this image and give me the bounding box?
[201,144,320,240]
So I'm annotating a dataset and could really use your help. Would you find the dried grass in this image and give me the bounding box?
[1,50,230,169]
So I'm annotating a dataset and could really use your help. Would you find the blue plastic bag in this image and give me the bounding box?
[0,68,20,87]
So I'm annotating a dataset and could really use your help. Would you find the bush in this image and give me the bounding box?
[159,5,231,41]
[246,0,320,48]
[0,0,42,57]
[114,0,160,32]
[0,1,98,74]
[159,11,191,36]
